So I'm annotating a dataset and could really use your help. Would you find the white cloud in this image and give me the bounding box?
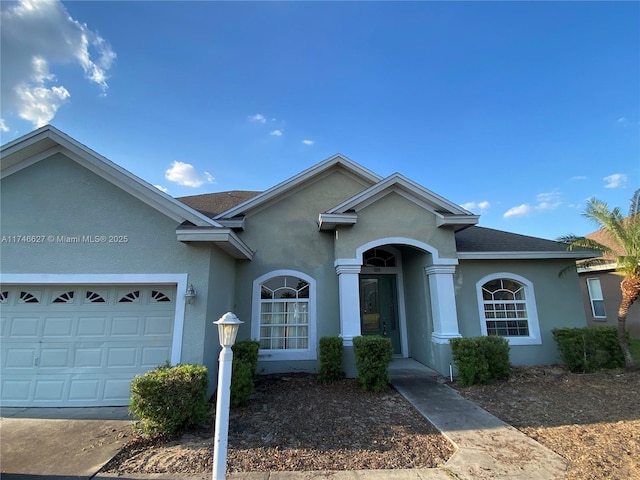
[165,161,215,188]
[0,119,9,133]
[571,175,587,181]
[154,185,169,193]
[603,173,627,189]
[249,114,266,123]
[302,139,314,145]
[270,129,283,136]
[503,191,562,219]
[0,0,116,129]
[617,117,628,126]
[461,200,490,213]
[535,190,562,211]
[504,204,533,219]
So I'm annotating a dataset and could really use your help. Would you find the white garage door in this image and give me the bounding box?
[0,284,176,407]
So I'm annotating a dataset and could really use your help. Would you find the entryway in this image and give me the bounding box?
[359,272,402,354]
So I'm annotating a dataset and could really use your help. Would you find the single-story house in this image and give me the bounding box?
[0,125,597,407]
[577,228,640,338]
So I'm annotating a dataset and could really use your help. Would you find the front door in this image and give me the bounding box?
[359,275,401,354]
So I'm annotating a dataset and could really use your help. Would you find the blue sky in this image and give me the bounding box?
[1,0,638,240]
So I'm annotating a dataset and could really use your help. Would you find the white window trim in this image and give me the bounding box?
[586,277,607,318]
[475,272,542,346]
[0,273,188,364]
[252,270,317,361]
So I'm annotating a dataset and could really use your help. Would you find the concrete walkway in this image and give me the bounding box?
[388,358,568,479]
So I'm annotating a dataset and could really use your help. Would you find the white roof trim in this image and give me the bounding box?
[577,262,618,273]
[318,212,358,231]
[1,125,220,228]
[215,153,382,219]
[326,173,478,226]
[176,228,253,259]
[458,251,601,260]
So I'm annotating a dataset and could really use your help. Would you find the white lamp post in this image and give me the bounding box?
[212,312,243,480]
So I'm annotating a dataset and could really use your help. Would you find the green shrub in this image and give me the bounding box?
[552,326,625,373]
[450,336,510,386]
[353,335,393,392]
[129,363,210,436]
[231,339,260,407]
[317,336,344,383]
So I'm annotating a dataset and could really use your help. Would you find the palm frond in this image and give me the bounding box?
[630,188,640,217]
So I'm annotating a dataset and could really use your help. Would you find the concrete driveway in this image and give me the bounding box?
[0,407,132,480]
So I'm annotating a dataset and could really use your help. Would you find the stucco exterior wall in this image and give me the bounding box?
[455,259,588,366]
[578,271,640,338]
[401,248,433,365]
[334,192,458,260]
[0,154,224,386]
[231,170,364,372]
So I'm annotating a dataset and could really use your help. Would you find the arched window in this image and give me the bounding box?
[476,273,541,345]
[252,271,316,361]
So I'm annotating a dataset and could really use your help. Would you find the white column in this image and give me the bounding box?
[335,260,362,346]
[425,265,461,344]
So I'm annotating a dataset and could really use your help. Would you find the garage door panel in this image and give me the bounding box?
[111,316,141,336]
[0,284,176,407]
[74,347,104,368]
[103,377,133,403]
[9,317,40,337]
[43,317,74,336]
[39,347,70,368]
[1,379,31,401]
[68,379,101,402]
[77,316,108,336]
[33,378,67,402]
[141,346,171,367]
[4,347,36,369]
[144,315,173,336]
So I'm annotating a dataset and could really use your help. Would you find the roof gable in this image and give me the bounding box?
[215,154,382,219]
[1,125,219,228]
[319,173,479,231]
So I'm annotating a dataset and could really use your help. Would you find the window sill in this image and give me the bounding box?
[502,336,542,346]
[258,349,317,362]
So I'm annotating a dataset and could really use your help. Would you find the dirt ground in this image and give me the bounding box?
[103,367,640,479]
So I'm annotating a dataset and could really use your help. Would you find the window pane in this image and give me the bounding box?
[593,300,606,317]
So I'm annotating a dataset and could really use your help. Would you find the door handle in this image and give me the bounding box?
[382,321,387,336]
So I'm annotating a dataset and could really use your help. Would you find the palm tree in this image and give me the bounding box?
[558,189,640,370]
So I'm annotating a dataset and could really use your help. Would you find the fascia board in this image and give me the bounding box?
[215,154,382,219]
[317,212,358,231]
[176,228,253,259]
[436,214,480,227]
[217,217,245,229]
[327,173,475,219]
[2,126,219,228]
[577,262,617,273]
[457,251,602,260]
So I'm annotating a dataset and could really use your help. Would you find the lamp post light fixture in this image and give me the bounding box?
[212,312,243,480]
[184,284,197,304]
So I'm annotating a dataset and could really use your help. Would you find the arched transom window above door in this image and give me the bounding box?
[363,248,396,267]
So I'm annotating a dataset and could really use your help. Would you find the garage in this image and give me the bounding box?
[0,284,176,407]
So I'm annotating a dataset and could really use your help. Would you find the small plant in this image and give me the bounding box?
[450,336,510,386]
[552,326,625,373]
[129,363,210,436]
[353,335,393,392]
[317,336,344,383]
[231,339,260,407]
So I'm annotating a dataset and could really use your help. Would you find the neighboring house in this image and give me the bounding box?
[577,228,640,338]
[0,126,597,407]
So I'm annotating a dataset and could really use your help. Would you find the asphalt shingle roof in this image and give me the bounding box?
[455,226,571,253]
[177,191,261,218]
